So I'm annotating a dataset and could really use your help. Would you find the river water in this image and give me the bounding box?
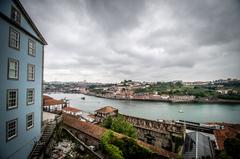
[48,93,240,124]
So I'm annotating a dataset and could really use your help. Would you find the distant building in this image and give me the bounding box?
[170,95,195,102]
[0,0,47,158]
[183,132,215,159]
[95,106,118,123]
[160,94,170,100]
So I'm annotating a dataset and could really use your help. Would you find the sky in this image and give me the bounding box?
[21,0,240,83]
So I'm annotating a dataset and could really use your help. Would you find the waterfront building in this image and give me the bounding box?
[95,106,118,123]
[62,107,82,116]
[43,95,66,113]
[0,0,47,158]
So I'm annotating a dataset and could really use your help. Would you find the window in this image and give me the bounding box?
[11,7,21,24]
[27,64,35,81]
[8,58,19,80]
[28,39,36,56]
[6,119,17,141]
[27,89,34,105]
[26,113,34,130]
[7,89,18,110]
[9,27,20,49]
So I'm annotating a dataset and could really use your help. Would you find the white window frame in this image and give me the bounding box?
[7,89,18,110]
[27,88,34,105]
[9,27,20,50]
[26,113,34,130]
[8,58,19,80]
[6,119,17,141]
[28,39,36,56]
[27,64,35,81]
[11,7,21,24]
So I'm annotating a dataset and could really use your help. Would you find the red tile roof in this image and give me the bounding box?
[43,99,65,106]
[95,106,117,113]
[43,95,53,100]
[214,125,240,150]
[63,114,177,158]
[63,114,106,140]
[62,107,81,112]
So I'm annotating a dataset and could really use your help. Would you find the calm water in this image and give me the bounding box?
[48,93,240,124]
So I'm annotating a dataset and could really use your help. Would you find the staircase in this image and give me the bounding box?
[28,122,56,159]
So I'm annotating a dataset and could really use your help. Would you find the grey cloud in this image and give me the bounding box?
[21,0,240,82]
[85,0,146,35]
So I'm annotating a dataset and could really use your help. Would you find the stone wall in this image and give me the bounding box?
[121,114,185,152]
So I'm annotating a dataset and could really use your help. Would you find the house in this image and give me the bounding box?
[62,107,95,123]
[95,106,118,123]
[62,107,82,116]
[43,95,66,113]
[0,0,47,158]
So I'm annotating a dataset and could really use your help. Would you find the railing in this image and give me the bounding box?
[28,115,63,159]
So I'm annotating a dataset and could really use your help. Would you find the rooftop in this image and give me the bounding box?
[43,95,53,100]
[62,107,81,113]
[95,106,118,114]
[43,99,65,106]
[214,124,240,150]
[63,114,177,158]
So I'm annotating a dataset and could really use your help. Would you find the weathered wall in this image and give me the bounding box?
[62,125,101,149]
[121,114,185,152]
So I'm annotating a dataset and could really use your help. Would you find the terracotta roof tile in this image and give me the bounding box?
[63,114,106,139]
[43,95,53,100]
[95,106,117,113]
[62,107,81,112]
[43,99,65,106]
[214,125,239,150]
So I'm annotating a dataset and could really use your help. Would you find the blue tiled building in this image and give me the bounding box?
[0,0,47,158]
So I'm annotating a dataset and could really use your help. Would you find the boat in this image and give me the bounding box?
[178,109,184,113]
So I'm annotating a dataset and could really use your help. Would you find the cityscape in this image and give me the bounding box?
[0,0,240,159]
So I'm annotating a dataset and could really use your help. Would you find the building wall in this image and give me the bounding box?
[121,114,185,152]
[0,1,43,158]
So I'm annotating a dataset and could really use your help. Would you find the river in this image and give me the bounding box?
[47,93,240,124]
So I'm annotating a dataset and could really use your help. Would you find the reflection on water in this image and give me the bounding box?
[48,93,240,124]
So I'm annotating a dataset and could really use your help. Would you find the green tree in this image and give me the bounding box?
[101,116,112,129]
[111,115,137,138]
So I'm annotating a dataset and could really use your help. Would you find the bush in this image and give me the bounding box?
[101,131,124,159]
[101,116,112,129]
[101,131,153,159]
[102,115,137,138]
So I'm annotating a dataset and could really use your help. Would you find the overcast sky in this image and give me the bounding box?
[21,0,240,83]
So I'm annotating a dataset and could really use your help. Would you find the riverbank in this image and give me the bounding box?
[46,93,240,123]
[82,93,240,104]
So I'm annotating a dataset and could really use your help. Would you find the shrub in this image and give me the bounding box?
[102,115,137,138]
